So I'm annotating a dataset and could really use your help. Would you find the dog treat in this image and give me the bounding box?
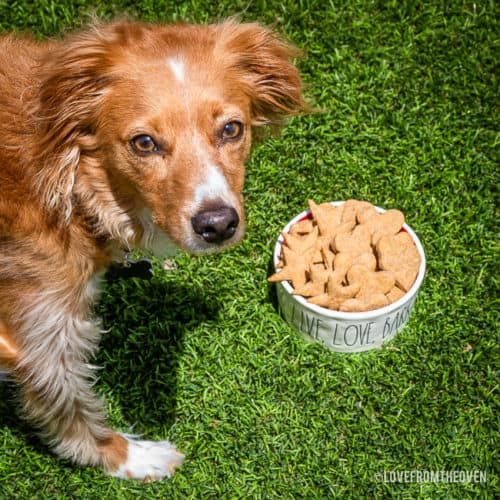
[308,292,344,310]
[377,232,421,292]
[293,279,326,297]
[340,293,390,312]
[333,224,372,255]
[308,199,354,240]
[341,199,375,224]
[309,264,331,286]
[353,252,377,271]
[289,218,314,235]
[269,200,421,312]
[328,275,361,300]
[358,208,405,245]
[268,246,313,289]
[281,226,318,255]
[386,286,406,303]
[345,264,395,299]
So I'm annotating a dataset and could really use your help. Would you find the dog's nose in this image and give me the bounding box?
[191,206,239,244]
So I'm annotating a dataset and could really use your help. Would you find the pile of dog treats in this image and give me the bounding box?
[268,199,421,312]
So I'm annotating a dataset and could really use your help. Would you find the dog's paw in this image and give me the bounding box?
[109,434,184,481]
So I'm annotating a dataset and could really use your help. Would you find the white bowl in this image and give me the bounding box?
[272,202,426,353]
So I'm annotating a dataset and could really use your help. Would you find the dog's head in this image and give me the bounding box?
[35,20,305,255]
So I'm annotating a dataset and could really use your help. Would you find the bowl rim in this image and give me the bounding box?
[272,201,426,320]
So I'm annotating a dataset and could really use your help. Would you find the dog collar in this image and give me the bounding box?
[106,255,154,281]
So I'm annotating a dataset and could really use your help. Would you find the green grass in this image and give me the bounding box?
[0,0,498,497]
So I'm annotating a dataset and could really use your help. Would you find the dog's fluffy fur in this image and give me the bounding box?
[0,20,304,480]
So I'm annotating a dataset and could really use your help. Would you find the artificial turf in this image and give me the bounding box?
[0,0,498,498]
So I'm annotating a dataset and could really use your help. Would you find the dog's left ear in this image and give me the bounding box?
[217,21,308,126]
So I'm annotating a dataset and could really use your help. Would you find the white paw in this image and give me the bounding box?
[109,434,184,481]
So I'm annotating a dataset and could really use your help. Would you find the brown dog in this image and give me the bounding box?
[0,19,304,480]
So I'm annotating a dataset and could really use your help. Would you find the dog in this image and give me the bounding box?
[0,19,304,480]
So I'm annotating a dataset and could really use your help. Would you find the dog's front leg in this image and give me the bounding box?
[9,297,183,480]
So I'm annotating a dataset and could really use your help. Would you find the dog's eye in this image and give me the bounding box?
[221,121,244,141]
[130,135,159,155]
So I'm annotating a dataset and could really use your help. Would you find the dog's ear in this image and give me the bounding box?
[34,23,119,221]
[217,21,308,126]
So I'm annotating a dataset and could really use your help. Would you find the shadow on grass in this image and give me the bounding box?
[97,273,220,430]
[0,379,52,457]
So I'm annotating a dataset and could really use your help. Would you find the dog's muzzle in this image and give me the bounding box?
[191,206,239,244]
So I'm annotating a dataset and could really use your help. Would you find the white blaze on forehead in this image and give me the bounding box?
[195,165,232,206]
[167,58,185,83]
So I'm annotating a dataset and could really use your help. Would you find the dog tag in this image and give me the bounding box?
[106,257,154,281]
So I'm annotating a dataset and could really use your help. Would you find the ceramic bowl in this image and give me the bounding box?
[271,202,426,352]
